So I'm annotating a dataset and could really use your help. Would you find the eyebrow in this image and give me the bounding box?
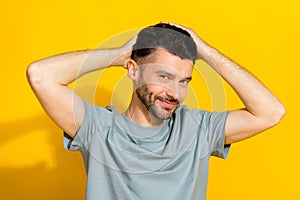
[183,76,193,82]
[155,70,176,78]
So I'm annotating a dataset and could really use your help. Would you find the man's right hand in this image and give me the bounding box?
[111,35,137,68]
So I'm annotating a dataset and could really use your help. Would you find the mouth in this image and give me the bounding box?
[156,98,178,110]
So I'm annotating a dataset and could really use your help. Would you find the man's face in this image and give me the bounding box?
[135,49,193,120]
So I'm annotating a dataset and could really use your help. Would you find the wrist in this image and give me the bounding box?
[109,47,131,68]
[197,42,215,61]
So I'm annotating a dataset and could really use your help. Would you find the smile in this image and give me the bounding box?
[157,99,178,110]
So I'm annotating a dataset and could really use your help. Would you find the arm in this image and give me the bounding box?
[169,22,286,144]
[26,36,136,138]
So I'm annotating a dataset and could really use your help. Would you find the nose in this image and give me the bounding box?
[166,83,181,102]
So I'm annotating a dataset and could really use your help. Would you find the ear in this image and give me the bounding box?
[127,59,140,81]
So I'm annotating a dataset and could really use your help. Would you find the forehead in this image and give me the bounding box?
[141,49,193,77]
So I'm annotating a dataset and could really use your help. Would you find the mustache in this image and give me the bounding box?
[155,95,180,105]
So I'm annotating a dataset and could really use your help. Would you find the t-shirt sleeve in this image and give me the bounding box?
[201,111,230,159]
[63,100,111,151]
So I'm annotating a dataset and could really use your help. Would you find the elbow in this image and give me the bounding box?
[268,103,286,127]
[26,62,44,87]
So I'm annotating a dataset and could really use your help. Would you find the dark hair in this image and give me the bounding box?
[131,23,198,64]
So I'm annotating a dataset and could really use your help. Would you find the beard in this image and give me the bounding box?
[135,83,180,120]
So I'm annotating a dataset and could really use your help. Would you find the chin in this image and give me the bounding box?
[149,105,176,120]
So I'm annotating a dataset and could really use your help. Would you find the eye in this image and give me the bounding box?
[159,74,170,80]
[179,79,190,86]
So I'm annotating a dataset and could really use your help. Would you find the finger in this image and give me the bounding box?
[127,35,138,45]
[164,21,183,28]
[123,35,137,51]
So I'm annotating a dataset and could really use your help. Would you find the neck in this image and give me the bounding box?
[125,92,164,127]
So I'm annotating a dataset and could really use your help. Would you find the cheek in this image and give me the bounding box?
[178,87,188,102]
[146,83,165,95]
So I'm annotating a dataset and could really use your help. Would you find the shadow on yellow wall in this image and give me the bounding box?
[0,114,85,199]
[0,86,123,199]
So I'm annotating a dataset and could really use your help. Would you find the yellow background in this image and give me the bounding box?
[0,0,299,199]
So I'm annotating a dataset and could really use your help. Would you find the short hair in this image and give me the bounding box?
[131,23,198,64]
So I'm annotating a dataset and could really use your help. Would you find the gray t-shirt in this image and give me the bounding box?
[64,101,230,200]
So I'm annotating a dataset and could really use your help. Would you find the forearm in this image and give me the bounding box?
[27,48,123,86]
[200,44,285,123]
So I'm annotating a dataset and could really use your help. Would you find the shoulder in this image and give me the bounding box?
[175,105,228,125]
[174,105,203,125]
[83,101,115,116]
[80,101,118,127]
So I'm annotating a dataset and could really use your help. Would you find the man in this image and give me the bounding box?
[27,22,285,200]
